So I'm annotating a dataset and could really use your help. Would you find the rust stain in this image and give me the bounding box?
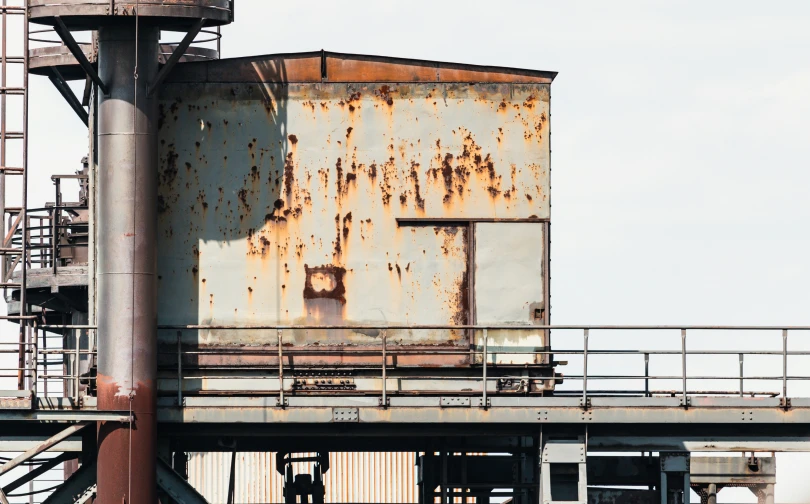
[375,85,395,106]
[303,264,346,303]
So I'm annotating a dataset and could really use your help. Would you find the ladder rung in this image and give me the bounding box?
[0,87,24,95]
[0,247,21,254]
[1,57,24,64]
[0,282,21,288]
[0,7,25,13]
[0,166,24,174]
[1,132,24,140]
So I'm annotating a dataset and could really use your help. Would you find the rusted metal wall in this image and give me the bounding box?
[156,53,551,366]
[187,451,417,503]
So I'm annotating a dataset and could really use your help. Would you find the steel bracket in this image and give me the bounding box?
[679,397,691,408]
[541,437,588,504]
[579,397,591,410]
[276,397,288,408]
[52,16,108,95]
[473,396,491,409]
[440,396,471,407]
[47,67,89,126]
[147,18,206,96]
[378,396,389,407]
[332,407,359,422]
[781,397,791,410]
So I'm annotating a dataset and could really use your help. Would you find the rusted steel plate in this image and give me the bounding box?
[157,59,551,367]
[324,53,555,83]
[168,51,558,85]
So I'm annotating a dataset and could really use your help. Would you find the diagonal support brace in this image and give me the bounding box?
[0,422,89,476]
[157,457,210,504]
[53,16,108,95]
[1,452,76,495]
[48,67,89,126]
[148,18,206,96]
[41,458,97,504]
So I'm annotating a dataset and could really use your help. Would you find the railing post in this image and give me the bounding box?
[52,178,59,273]
[176,331,182,407]
[482,328,487,406]
[739,353,744,397]
[782,329,788,400]
[277,328,284,407]
[31,325,37,398]
[42,324,47,397]
[582,328,589,404]
[381,329,387,407]
[644,352,649,397]
[74,328,79,401]
[681,329,687,403]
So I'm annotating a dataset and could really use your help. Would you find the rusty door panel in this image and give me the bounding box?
[474,222,547,365]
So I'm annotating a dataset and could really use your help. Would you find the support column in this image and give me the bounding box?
[95,22,160,504]
[706,483,717,504]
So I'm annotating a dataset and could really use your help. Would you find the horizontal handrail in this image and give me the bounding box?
[38,324,810,330]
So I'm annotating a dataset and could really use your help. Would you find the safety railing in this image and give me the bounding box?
[2,173,88,282]
[0,323,92,400]
[17,324,809,409]
[29,26,222,68]
[159,27,221,62]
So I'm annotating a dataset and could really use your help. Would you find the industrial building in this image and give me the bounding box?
[0,1,805,503]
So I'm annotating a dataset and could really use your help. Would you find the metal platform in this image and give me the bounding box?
[27,0,233,30]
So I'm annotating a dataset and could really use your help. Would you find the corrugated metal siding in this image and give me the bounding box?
[156,71,550,366]
[187,452,417,503]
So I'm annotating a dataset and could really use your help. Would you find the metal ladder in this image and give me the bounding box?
[0,0,33,395]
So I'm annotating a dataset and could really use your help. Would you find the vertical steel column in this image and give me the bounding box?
[96,22,159,504]
[706,483,717,504]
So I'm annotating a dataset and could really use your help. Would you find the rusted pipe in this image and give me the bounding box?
[95,22,159,504]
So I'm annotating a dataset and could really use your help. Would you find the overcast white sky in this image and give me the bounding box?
[4,1,810,501]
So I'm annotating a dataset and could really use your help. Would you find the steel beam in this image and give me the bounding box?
[52,16,107,95]
[690,456,775,485]
[0,436,82,452]
[1,452,76,494]
[41,459,96,504]
[0,422,88,476]
[156,400,810,425]
[0,410,132,422]
[47,67,89,126]
[156,457,209,504]
[588,436,810,452]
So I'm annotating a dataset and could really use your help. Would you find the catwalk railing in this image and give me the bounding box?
[29,25,222,66]
[8,324,810,405]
